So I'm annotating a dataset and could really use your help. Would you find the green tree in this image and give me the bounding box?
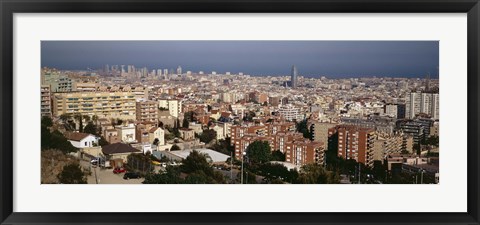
[297,163,339,184]
[41,127,78,153]
[296,119,312,139]
[171,144,181,151]
[57,164,86,184]
[98,136,109,147]
[199,129,217,144]
[126,153,154,176]
[271,150,286,161]
[182,118,189,128]
[73,113,83,132]
[245,141,271,165]
[83,122,98,135]
[143,166,184,184]
[41,116,53,127]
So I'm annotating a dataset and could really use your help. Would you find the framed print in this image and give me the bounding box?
[1,0,479,225]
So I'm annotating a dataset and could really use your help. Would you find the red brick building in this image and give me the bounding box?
[328,125,376,167]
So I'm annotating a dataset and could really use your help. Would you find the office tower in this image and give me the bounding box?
[177,66,182,75]
[291,65,298,88]
[157,69,162,77]
[104,64,110,74]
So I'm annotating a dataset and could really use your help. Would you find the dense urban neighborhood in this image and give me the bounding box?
[40,62,439,185]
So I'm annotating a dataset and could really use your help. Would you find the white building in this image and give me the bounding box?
[64,132,99,149]
[406,91,439,120]
[158,99,182,118]
[115,123,136,143]
[278,104,303,121]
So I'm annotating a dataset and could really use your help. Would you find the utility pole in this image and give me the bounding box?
[420,170,424,184]
[230,151,233,183]
[358,163,361,184]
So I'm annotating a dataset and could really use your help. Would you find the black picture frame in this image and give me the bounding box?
[1,0,479,224]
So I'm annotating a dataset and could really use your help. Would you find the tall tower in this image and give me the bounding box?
[291,65,298,88]
[177,66,182,75]
[425,73,431,92]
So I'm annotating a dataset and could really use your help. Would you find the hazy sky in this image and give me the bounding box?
[41,41,439,78]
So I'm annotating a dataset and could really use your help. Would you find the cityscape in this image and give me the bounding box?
[40,41,439,184]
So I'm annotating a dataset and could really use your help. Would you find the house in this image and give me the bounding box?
[101,142,142,163]
[148,127,165,146]
[64,132,99,148]
[115,123,136,143]
[104,129,120,144]
[179,128,195,141]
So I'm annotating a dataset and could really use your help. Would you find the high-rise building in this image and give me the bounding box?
[405,91,439,120]
[277,104,303,121]
[136,100,159,123]
[158,99,182,118]
[52,91,136,120]
[328,125,376,167]
[41,85,52,118]
[177,66,182,75]
[291,65,298,88]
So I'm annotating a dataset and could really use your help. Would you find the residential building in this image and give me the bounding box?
[328,125,376,167]
[136,100,159,122]
[41,85,52,117]
[52,91,136,120]
[64,132,99,148]
[158,99,182,118]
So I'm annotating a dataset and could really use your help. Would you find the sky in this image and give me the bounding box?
[41,41,439,78]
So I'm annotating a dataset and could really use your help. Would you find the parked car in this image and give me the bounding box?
[113,167,126,174]
[123,172,141,180]
[90,158,98,165]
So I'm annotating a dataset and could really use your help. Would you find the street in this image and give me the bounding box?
[80,160,144,184]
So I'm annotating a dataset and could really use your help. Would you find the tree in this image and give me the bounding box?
[199,129,217,144]
[296,119,312,139]
[126,153,154,176]
[243,111,256,122]
[83,122,98,135]
[245,141,271,165]
[271,150,286,161]
[171,144,181,151]
[296,163,339,184]
[98,136,109,147]
[73,113,83,132]
[41,127,78,153]
[57,164,87,184]
[41,116,53,128]
[153,138,160,146]
[182,118,189,128]
[143,166,184,184]
[59,113,72,123]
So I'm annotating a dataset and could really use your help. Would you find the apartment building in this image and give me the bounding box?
[230,122,325,166]
[136,100,159,123]
[52,91,136,120]
[310,122,337,150]
[328,125,376,167]
[158,99,182,118]
[41,85,52,117]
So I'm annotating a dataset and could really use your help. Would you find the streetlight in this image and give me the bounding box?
[241,151,246,184]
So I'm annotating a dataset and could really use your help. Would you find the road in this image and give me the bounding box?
[80,160,144,184]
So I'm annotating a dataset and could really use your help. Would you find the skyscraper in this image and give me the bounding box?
[291,65,298,88]
[177,66,182,75]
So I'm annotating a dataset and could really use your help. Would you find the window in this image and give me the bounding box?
[84,141,87,146]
